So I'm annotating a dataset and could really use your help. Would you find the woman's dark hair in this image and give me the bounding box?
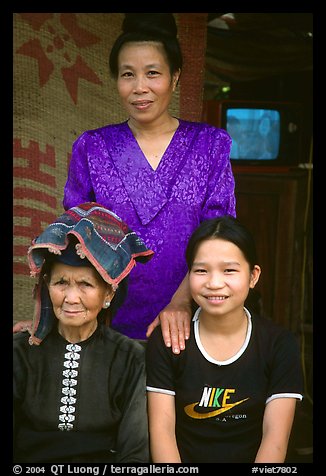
[106,276,129,322]
[185,216,262,314]
[109,13,183,78]
[185,215,258,271]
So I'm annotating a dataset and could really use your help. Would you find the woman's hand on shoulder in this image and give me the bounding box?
[13,320,32,334]
[146,302,191,354]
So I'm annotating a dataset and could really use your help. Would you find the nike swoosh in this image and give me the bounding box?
[184,398,249,419]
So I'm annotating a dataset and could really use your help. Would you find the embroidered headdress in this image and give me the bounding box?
[27,202,154,345]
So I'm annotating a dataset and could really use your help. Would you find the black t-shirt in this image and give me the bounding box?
[146,308,303,463]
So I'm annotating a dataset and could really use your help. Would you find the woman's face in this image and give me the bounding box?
[259,116,271,136]
[116,41,180,124]
[47,262,113,328]
[189,238,260,318]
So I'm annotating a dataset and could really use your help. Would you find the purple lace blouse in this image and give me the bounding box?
[63,119,236,339]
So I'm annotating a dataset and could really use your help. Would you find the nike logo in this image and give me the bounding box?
[184,398,249,419]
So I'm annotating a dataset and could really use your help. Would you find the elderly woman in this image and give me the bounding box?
[13,202,153,463]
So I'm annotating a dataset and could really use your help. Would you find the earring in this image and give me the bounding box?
[104,301,111,309]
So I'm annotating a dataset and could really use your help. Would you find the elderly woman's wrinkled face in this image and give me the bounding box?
[47,262,113,327]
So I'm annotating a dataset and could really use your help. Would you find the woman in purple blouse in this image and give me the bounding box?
[14,13,236,351]
[63,13,236,349]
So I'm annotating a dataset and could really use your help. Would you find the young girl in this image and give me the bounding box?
[146,215,303,463]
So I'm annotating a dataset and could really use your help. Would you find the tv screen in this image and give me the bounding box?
[227,108,280,160]
[202,100,302,168]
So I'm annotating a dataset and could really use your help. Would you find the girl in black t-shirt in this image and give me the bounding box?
[146,215,303,463]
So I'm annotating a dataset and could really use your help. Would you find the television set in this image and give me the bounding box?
[202,100,303,170]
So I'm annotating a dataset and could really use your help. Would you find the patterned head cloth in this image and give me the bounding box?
[27,202,154,345]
